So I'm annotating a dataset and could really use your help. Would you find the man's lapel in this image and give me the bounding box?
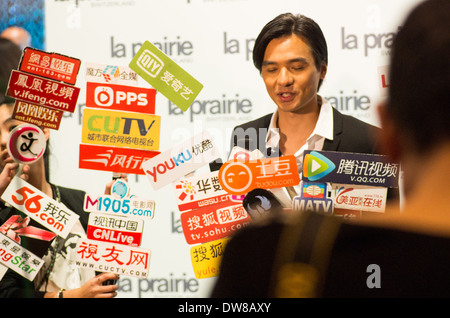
[322,107,343,151]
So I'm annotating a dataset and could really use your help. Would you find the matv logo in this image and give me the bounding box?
[303,151,336,181]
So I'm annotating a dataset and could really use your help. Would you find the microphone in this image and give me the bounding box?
[242,188,283,220]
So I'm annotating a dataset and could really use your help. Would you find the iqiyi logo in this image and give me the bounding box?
[136,49,164,78]
[303,151,335,181]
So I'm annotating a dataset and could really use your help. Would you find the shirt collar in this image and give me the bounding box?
[265,96,334,148]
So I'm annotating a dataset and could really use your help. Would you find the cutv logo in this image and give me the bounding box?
[303,151,336,181]
[144,149,192,183]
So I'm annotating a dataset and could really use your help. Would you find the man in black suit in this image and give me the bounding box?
[228,13,384,208]
[230,13,379,161]
[213,0,450,298]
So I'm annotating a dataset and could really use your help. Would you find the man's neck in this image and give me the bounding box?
[276,98,321,155]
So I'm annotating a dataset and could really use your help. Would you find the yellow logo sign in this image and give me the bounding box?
[81,108,160,150]
[190,237,229,279]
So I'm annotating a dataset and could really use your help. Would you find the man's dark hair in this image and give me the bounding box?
[388,0,450,152]
[252,13,328,90]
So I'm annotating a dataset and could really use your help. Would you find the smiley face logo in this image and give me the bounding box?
[219,161,253,195]
[7,124,46,164]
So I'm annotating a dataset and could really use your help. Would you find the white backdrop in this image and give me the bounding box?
[44,0,421,298]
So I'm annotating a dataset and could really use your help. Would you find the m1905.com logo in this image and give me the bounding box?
[136,49,164,78]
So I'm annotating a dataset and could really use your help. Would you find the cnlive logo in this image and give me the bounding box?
[87,213,144,247]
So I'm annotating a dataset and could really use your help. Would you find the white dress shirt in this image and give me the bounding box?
[264,96,334,204]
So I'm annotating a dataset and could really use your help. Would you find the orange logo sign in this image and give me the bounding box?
[218,156,300,195]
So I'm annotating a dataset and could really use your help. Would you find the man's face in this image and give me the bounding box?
[261,34,326,114]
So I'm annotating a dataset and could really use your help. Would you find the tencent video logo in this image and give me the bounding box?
[303,151,336,181]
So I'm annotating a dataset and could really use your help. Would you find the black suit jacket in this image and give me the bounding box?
[230,107,381,157]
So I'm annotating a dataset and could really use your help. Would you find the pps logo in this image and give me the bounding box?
[88,82,152,110]
[136,49,164,78]
[303,151,335,182]
[94,86,114,107]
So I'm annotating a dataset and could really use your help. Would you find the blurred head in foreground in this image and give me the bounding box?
[378,0,450,198]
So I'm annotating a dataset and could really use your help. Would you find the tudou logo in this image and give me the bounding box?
[145,149,192,183]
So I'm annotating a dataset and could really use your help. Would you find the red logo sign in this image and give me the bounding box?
[20,47,81,85]
[7,70,80,113]
[12,100,64,130]
[87,226,143,247]
[86,82,156,114]
[79,144,160,174]
[86,211,145,247]
[180,200,251,245]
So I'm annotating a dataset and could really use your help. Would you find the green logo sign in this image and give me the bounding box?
[303,151,336,181]
[129,41,203,112]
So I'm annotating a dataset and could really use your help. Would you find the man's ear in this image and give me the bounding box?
[320,62,327,80]
[376,102,402,162]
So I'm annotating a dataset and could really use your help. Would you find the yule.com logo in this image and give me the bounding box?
[303,151,335,181]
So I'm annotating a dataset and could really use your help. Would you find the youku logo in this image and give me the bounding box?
[145,148,193,183]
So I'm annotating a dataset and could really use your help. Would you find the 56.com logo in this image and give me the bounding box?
[12,186,43,213]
